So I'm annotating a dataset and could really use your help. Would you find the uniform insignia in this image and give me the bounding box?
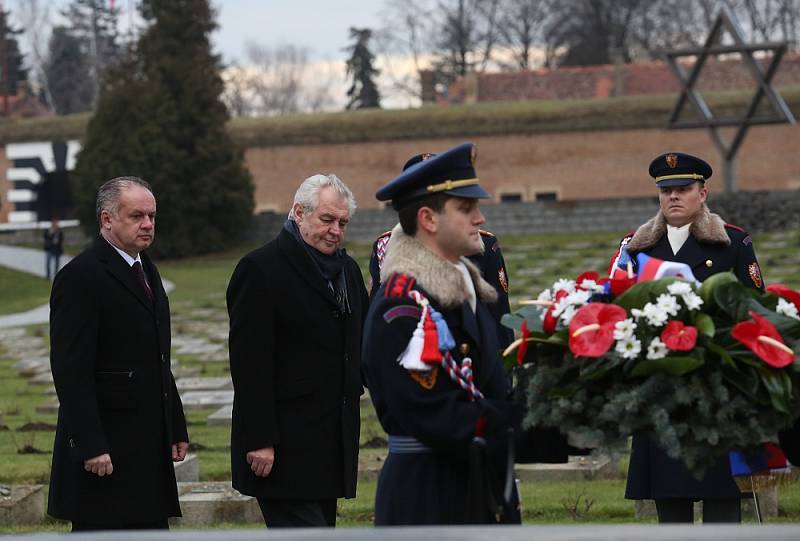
[470,144,478,166]
[742,235,753,246]
[666,153,678,168]
[374,232,392,273]
[498,267,509,293]
[408,366,438,390]
[383,305,422,323]
[748,262,763,289]
[421,153,434,161]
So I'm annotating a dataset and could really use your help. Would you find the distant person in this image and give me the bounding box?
[609,152,763,523]
[43,219,64,280]
[227,174,368,528]
[48,177,189,531]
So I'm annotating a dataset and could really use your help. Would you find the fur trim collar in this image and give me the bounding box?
[380,224,498,308]
[626,204,730,252]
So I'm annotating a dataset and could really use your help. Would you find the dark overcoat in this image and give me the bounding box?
[616,210,765,500]
[227,227,368,500]
[48,236,187,525]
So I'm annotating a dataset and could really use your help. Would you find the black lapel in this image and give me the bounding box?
[95,236,154,312]
[673,235,709,269]
[461,301,481,346]
[277,228,338,307]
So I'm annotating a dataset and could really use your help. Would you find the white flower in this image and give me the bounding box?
[560,305,577,326]
[551,296,570,317]
[578,279,606,294]
[615,336,642,359]
[553,279,576,294]
[613,318,637,340]
[777,298,800,320]
[682,292,704,311]
[646,337,669,360]
[537,289,553,302]
[565,289,592,307]
[642,302,669,327]
[655,294,680,316]
[667,281,693,296]
[630,308,644,321]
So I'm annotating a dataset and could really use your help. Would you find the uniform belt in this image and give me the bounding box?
[387,435,432,454]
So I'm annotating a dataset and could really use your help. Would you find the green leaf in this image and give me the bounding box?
[501,305,545,332]
[713,281,760,321]
[757,365,793,415]
[628,355,705,377]
[694,313,715,338]
[706,341,736,368]
[613,277,680,311]
[699,272,738,309]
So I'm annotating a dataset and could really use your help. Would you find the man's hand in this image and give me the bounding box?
[246,447,275,477]
[84,453,113,476]
[172,441,189,462]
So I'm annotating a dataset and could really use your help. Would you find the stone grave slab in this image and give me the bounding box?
[176,377,232,393]
[36,398,60,415]
[12,358,50,378]
[515,455,617,482]
[180,390,234,410]
[0,485,45,525]
[207,404,232,426]
[173,453,199,482]
[173,337,224,356]
[0,328,26,341]
[27,371,53,386]
[172,365,202,379]
[172,482,261,526]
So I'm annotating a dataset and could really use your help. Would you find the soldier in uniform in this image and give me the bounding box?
[362,142,567,526]
[369,153,513,347]
[610,152,764,523]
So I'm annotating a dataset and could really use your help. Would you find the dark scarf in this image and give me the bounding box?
[284,219,351,314]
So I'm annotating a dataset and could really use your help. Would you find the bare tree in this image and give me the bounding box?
[497,0,550,69]
[13,0,55,110]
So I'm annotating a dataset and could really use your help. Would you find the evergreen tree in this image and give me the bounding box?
[345,27,381,109]
[73,0,253,258]
[0,7,28,97]
[44,26,94,114]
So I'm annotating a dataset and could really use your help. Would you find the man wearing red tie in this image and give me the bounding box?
[48,177,189,531]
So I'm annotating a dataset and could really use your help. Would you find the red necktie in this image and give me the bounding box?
[132,261,154,302]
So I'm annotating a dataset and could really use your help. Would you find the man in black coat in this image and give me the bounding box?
[43,218,64,280]
[363,143,568,525]
[227,174,368,528]
[48,177,189,531]
[609,152,764,524]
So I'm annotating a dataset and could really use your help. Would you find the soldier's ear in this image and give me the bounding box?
[417,206,438,234]
[698,184,708,203]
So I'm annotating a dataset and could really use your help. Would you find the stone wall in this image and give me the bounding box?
[447,54,800,104]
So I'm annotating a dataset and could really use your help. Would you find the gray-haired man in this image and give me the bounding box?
[227,174,369,528]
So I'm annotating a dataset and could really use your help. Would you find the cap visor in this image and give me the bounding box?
[656,178,700,188]
[443,184,491,199]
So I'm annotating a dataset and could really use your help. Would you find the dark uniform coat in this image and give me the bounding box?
[363,226,568,525]
[611,206,764,500]
[48,236,187,525]
[369,228,513,347]
[227,226,368,500]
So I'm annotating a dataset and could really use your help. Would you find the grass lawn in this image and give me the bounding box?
[0,267,51,316]
[2,230,800,531]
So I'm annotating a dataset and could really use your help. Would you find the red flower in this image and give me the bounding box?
[660,320,698,351]
[732,311,795,368]
[767,284,800,311]
[517,320,530,366]
[568,303,627,357]
[543,290,568,335]
[576,271,600,290]
[609,275,636,296]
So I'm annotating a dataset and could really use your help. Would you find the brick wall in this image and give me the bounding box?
[0,149,10,223]
[447,54,800,103]
[243,122,800,214]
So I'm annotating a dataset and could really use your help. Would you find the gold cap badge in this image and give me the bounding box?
[666,153,678,168]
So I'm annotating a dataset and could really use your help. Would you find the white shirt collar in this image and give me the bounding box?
[102,235,141,267]
[666,222,692,255]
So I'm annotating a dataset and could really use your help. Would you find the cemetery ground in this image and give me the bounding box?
[2,229,800,532]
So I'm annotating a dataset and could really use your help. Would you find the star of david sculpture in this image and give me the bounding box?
[665,2,796,194]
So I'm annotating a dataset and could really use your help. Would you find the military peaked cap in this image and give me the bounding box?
[649,152,713,188]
